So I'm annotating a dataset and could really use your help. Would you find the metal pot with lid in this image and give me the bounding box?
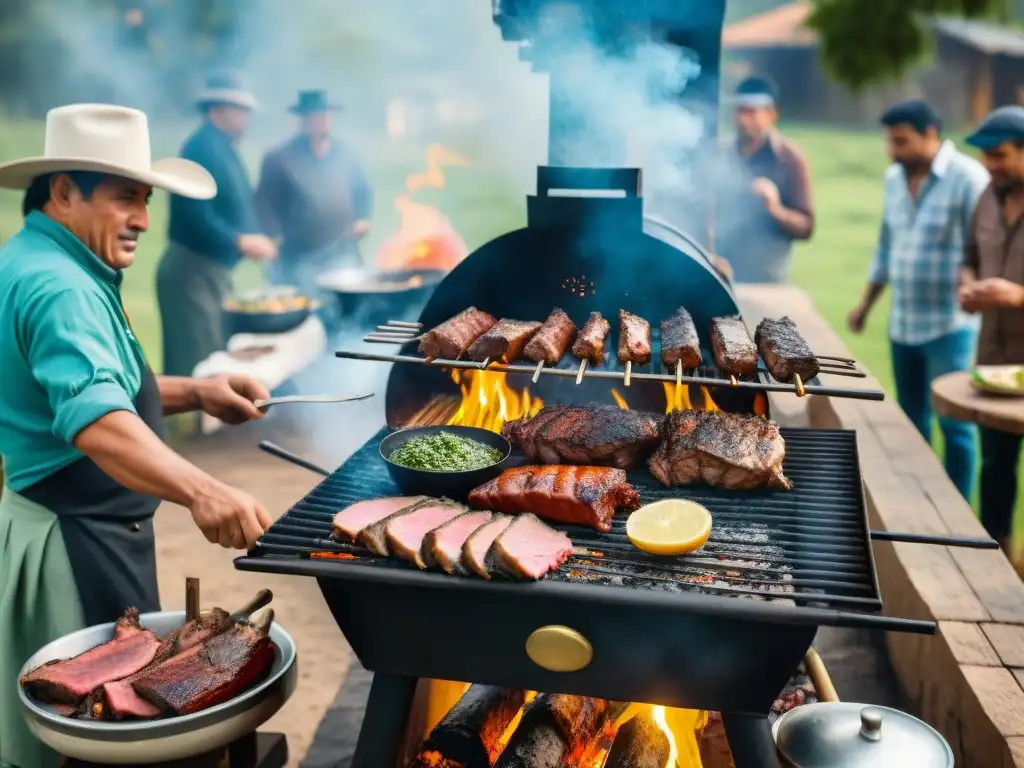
[772,702,954,767]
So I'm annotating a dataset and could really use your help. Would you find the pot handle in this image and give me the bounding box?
[803,648,839,703]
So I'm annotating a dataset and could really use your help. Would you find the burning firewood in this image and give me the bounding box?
[604,711,670,768]
[493,694,611,767]
[412,685,527,768]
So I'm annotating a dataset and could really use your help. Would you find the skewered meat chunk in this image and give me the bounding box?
[618,309,652,364]
[462,515,514,580]
[501,404,661,470]
[487,513,573,580]
[709,316,758,376]
[466,318,543,364]
[755,316,820,383]
[661,306,703,369]
[419,307,497,360]
[648,410,791,491]
[468,465,640,532]
[572,311,610,364]
[524,307,578,365]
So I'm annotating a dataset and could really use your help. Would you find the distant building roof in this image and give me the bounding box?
[722,1,816,48]
[932,18,1024,56]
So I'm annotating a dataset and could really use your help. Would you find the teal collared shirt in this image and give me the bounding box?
[0,211,145,491]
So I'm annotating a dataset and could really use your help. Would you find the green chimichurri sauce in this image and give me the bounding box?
[389,432,503,472]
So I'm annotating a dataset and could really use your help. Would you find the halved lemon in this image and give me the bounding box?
[626,499,712,556]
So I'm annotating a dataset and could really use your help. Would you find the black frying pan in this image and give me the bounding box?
[316,267,445,326]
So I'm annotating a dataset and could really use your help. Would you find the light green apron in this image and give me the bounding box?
[0,488,86,768]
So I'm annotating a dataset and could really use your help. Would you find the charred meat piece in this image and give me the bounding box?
[419,307,498,360]
[423,510,493,574]
[358,497,438,555]
[132,610,275,716]
[572,311,611,365]
[112,607,144,639]
[501,403,661,470]
[468,465,640,532]
[523,307,578,365]
[466,318,543,364]
[754,316,820,383]
[462,515,514,580]
[648,410,791,491]
[20,609,162,706]
[709,316,758,376]
[661,307,703,369]
[332,496,428,541]
[385,501,467,569]
[618,309,652,365]
[416,685,528,767]
[487,513,573,580]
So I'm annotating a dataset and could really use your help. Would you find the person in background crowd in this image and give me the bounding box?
[714,75,815,283]
[255,89,372,300]
[849,100,989,501]
[0,104,273,768]
[958,105,1024,555]
[156,70,277,377]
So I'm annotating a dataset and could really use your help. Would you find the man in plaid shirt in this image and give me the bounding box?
[849,100,989,499]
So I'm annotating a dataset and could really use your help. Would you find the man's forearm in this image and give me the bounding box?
[73,411,216,507]
[157,375,202,416]
[769,202,813,239]
[861,282,886,310]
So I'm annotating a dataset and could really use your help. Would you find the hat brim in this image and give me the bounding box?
[965,130,1019,151]
[289,104,343,115]
[195,89,258,111]
[732,94,776,108]
[0,156,217,199]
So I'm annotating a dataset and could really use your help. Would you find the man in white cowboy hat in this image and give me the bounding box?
[255,89,372,302]
[0,103,274,768]
[156,70,277,377]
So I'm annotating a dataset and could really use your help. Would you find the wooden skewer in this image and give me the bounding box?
[729,375,739,387]
[624,361,632,387]
[424,356,436,365]
[576,359,588,385]
[185,577,200,622]
[794,374,806,397]
[479,358,490,369]
[532,360,544,383]
[675,361,682,389]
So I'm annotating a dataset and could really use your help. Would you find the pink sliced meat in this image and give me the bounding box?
[489,513,573,580]
[462,514,514,580]
[332,496,427,541]
[386,502,467,569]
[102,678,161,719]
[422,511,493,574]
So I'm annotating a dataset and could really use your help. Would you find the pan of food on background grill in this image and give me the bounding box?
[17,608,297,765]
[223,286,321,336]
[316,266,445,325]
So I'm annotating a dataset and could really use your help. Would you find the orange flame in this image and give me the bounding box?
[375,143,470,272]
[446,369,544,432]
[653,706,680,767]
[663,384,721,414]
[610,388,629,409]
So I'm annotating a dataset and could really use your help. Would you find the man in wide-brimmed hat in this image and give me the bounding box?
[255,89,372,302]
[0,104,275,768]
[156,70,277,378]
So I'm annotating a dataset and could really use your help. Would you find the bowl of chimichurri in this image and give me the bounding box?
[379,426,512,500]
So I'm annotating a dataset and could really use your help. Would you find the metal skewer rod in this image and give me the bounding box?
[576,359,588,385]
[532,360,544,383]
[794,374,806,398]
[387,320,422,328]
[624,360,632,387]
[375,325,417,334]
[815,354,856,364]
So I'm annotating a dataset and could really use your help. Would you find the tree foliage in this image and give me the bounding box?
[806,0,1011,90]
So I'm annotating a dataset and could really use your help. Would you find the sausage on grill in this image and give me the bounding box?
[709,316,758,376]
[754,316,820,383]
[418,307,497,360]
[465,318,542,363]
[660,307,702,369]
[617,309,652,365]
[572,311,610,365]
[524,307,578,365]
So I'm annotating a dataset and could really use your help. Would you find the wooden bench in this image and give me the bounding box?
[737,285,1024,767]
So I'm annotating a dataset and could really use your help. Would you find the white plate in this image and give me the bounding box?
[970,366,1024,396]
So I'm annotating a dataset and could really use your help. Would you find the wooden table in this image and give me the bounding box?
[933,371,1024,435]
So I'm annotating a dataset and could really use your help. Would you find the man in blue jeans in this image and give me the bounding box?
[849,100,990,500]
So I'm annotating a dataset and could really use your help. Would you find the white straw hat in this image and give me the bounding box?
[0,104,216,200]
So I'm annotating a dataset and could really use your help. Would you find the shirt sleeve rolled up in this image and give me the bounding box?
[22,287,137,444]
[869,219,891,285]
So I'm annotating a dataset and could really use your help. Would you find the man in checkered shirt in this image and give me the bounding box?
[849,100,990,500]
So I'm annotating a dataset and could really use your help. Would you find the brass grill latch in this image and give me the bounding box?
[525,625,593,672]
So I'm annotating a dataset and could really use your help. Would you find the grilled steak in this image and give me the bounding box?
[709,316,758,376]
[501,403,661,469]
[648,410,791,491]
[462,515,514,579]
[466,318,543,364]
[661,306,702,369]
[572,311,610,364]
[419,307,497,360]
[523,307,578,365]
[358,497,439,555]
[132,610,275,716]
[332,496,428,541]
[487,513,573,580]
[754,316,820,383]
[20,609,162,706]
[423,510,493,574]
[385,501,467,569]
[468,465,640,532]
[618,309,652,364]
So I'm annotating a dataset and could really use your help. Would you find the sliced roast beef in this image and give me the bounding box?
[332,496,428,541]
[385,501,467,569]
[487,514,573,580]
[422,511,493,574]
[462,515,514,579]
[358,497,437,555]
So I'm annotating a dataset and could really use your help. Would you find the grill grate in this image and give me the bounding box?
[248,425,881,614]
